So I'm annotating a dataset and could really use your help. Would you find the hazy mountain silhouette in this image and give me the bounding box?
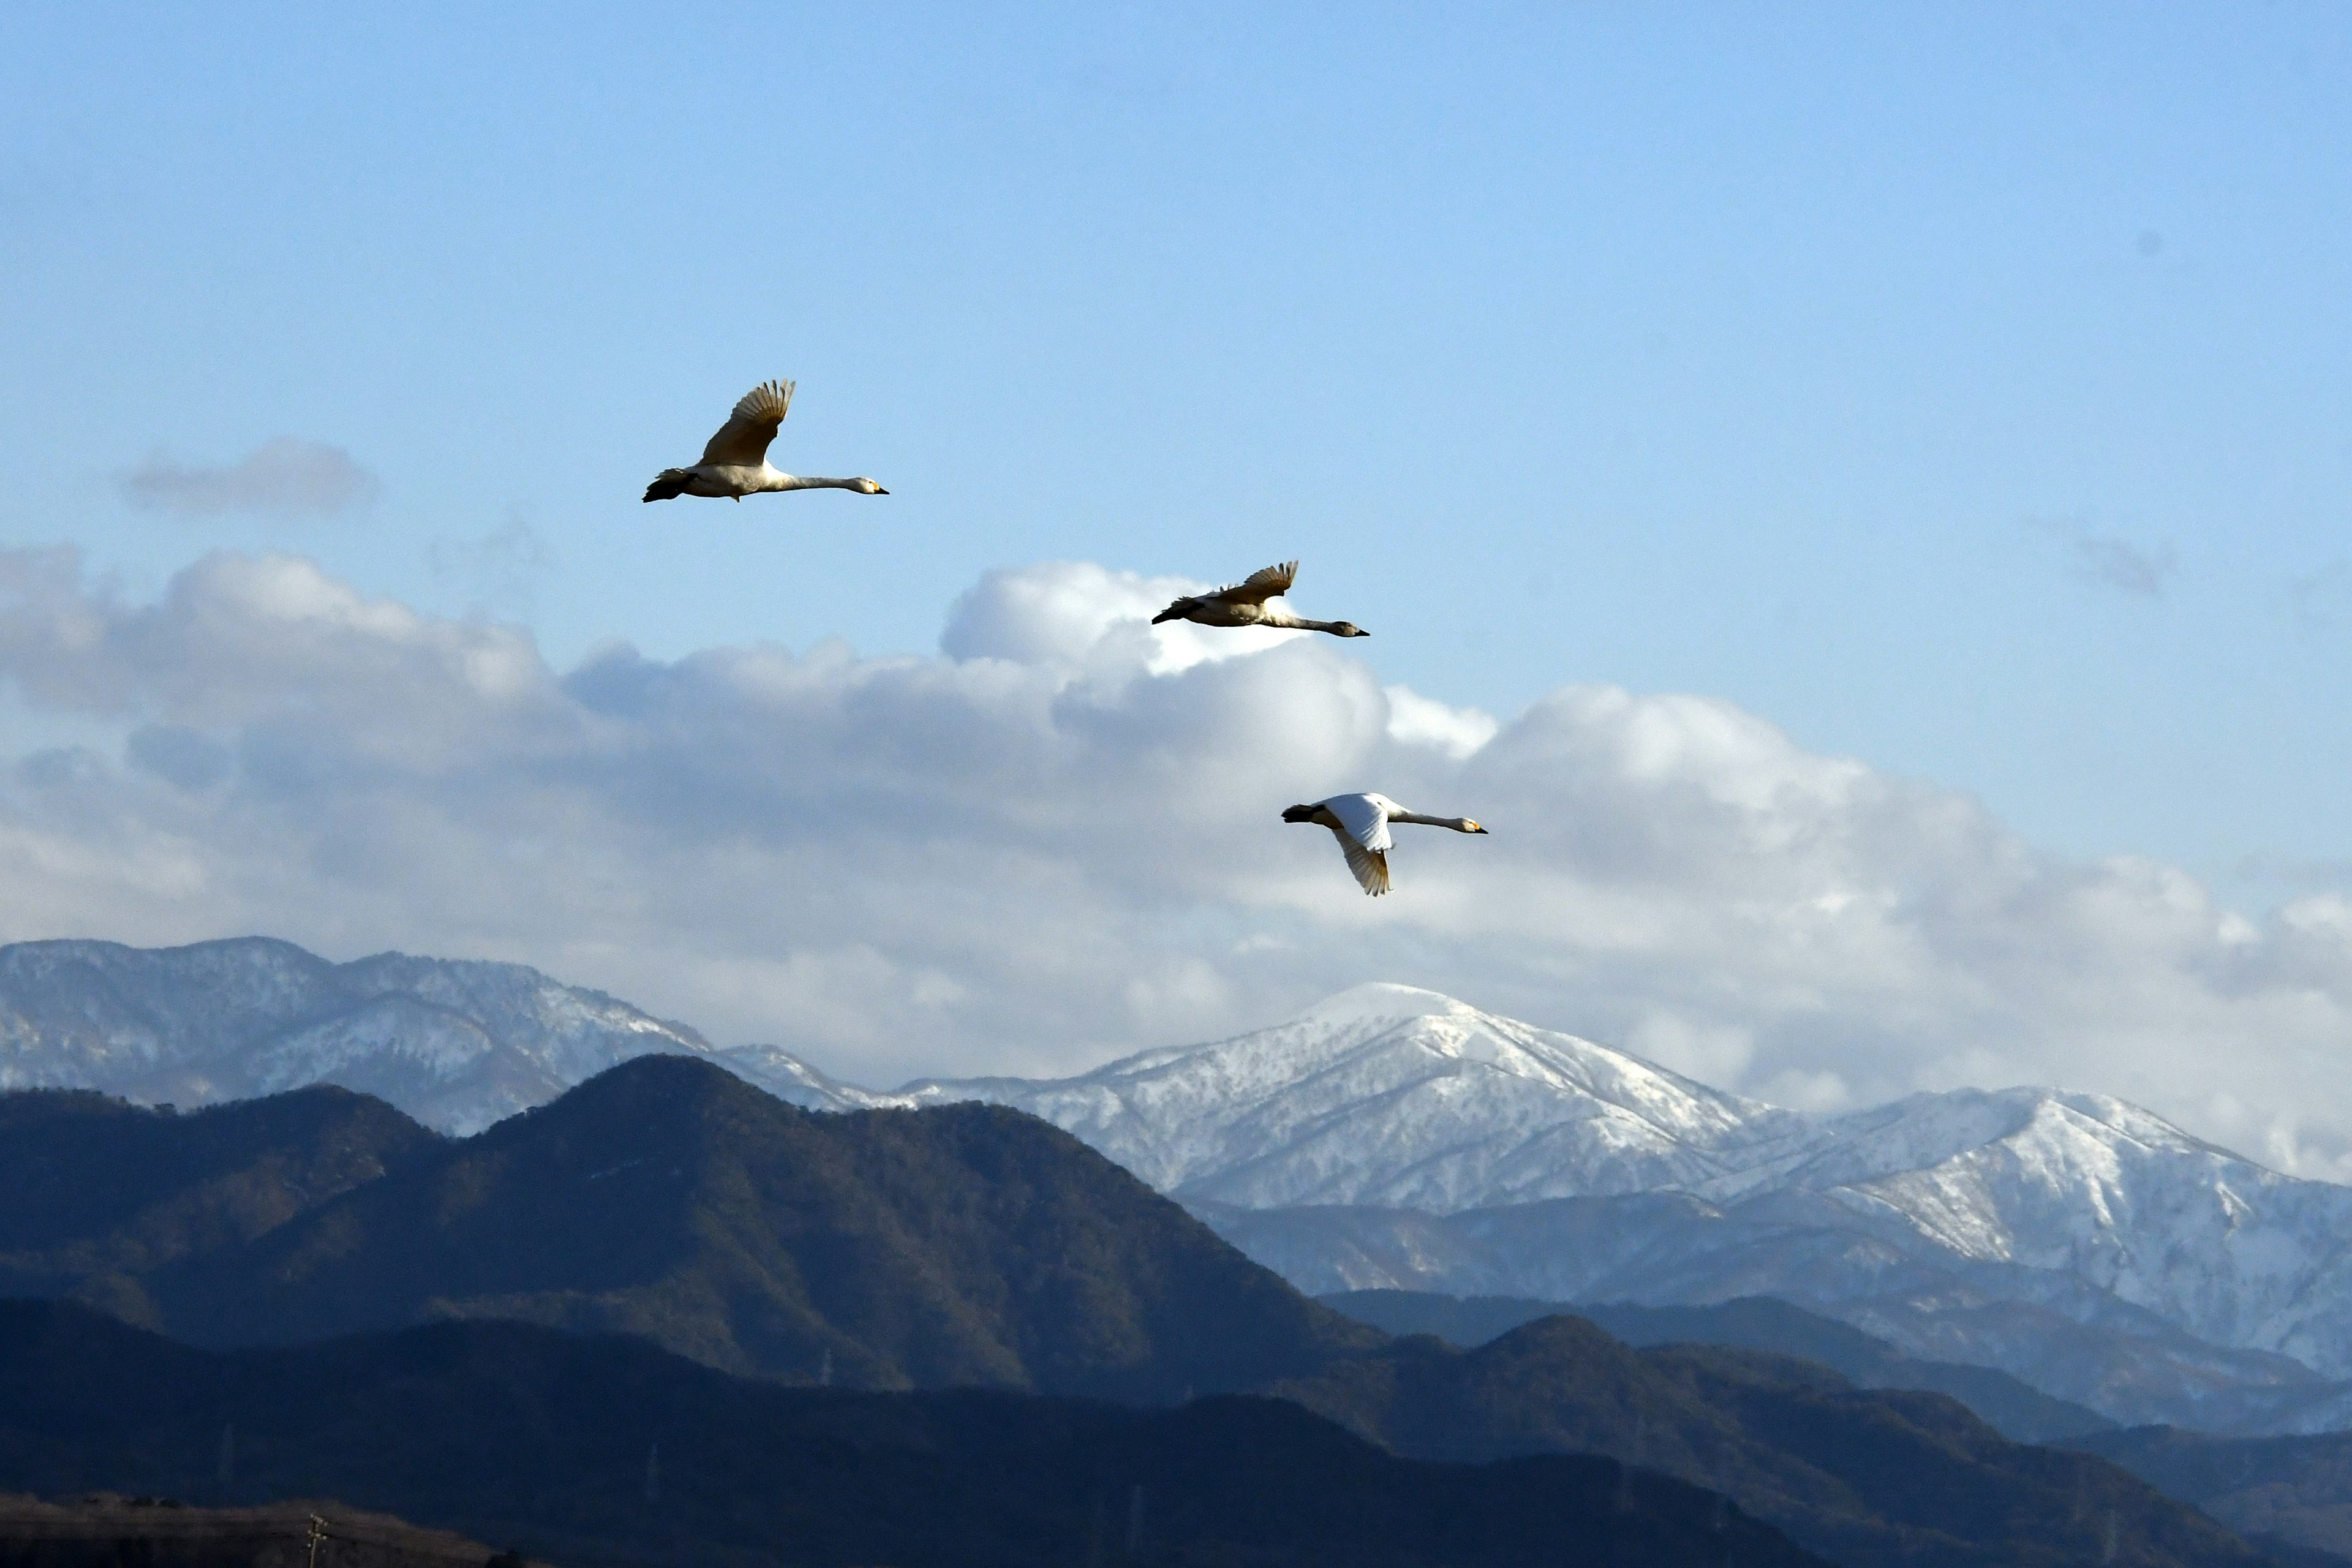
[0,1300,1828,1568]
[2065,1425,2352,1566]
[1269,1315,2268,1568]
[1324,1288,2113,1443]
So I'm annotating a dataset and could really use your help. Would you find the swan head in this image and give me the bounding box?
[1458,819,1487,834]
[1330,622,1369,638]
[853,478,888,495]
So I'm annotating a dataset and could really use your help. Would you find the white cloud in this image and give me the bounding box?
[122,437,378,519]
[3,546,2351,1178]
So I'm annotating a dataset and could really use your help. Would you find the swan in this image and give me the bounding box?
[1283,793,1487,896]
[643,380,888,503]
[1151,561,1367,637]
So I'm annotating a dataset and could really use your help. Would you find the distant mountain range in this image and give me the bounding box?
[12,938,2352,1434]
[0,937,871,1136]
[906,984,2352,1431]
[0,1079,2289,1568]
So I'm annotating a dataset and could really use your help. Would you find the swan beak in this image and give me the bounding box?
[1469,822,1488,834]
[875,487,889,495]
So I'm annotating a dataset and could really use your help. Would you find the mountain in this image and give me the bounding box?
[904,982,1817,1208]
[1322,1288,2114,1443]
[910,985,2352,1426]
[2064,1425,2352,1566]
[20,941,2352,1432]
[1197,1191,2352,1433]
[0,1084,436,1315]
[1262,1313,2272,1568]
[0,1068,2307,1567]
[130,1054,1376,1400]
[0,1300,1830,1568]
[0,937,881,1134]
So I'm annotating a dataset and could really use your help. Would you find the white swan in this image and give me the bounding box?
[1283,793,1487,896]
[643,380,888,503]
[1151,561,1367,637]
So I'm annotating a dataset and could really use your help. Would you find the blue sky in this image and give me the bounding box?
[7,4,2349,894]
[6,6,2352,1146]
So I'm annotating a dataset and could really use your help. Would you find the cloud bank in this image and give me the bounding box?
[2,546,2349,1176]
[121,438,378,518]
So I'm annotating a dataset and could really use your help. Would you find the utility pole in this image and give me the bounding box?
[304,1513,330,1568]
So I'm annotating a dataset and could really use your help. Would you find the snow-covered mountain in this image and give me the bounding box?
[901,984,1819,1208]
[15,941,2352,1428]
[910,983,2352,1417]
[0,937,883,1133]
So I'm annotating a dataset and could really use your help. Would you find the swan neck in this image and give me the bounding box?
[1260,609,1344,633]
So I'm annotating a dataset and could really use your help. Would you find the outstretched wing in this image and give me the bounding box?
[1208,560,1297,607]
[1320,792,1393,852]
[701,379,795,466]
[1328,826,1392,895]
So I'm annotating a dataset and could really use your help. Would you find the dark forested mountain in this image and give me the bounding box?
[0,1301,1828,1568]
[1324,1289,2113,1443]
[136,1054,1377,1401]
[0,1063,2310,1568]
[0,1086,436,1313]
[1268,1316,2269,1568]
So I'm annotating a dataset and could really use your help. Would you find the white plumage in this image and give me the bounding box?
[1283,793,1488,895]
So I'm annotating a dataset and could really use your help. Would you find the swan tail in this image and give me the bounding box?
[643,469,692,502]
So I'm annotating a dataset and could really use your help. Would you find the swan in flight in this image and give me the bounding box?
[1152,561,1368,637]
[1283,793,1487,896]
[643,380,888,503]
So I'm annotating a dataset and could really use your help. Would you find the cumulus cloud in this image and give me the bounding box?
[2,548,2351,1177]
[122,437,379,519]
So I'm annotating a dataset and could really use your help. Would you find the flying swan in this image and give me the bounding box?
[1151,561,1368,637]
[1283,793,1487,896]
[643,380,888,503]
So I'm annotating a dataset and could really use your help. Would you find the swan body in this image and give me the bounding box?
[1152,560,1368,637]
[1283,792,1487,895]
[643,380,888,503]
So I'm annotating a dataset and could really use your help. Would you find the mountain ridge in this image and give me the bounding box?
[14,938,2352,1429]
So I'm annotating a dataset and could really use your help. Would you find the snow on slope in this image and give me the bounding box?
[0,937,883,1133]
[13,940,2352,1401]
[912,985,2352,1386]
[903,983,1817,1208]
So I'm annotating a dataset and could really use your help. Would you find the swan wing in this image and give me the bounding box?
[1209,560,1297,607]
[700,379,796,466]
[1329,826,1392,895]
[1321,792,1393,853]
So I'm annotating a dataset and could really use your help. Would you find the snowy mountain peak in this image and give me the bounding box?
[0,937,873,1133]
[1281,981,1476,1029]
[910,984,1809,1208]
